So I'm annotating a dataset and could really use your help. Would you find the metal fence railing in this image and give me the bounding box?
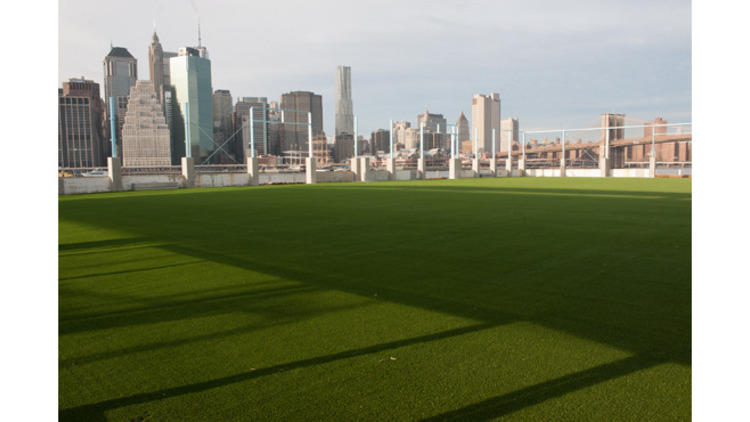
[59,121,691,180]
[58,167,108,178]
[425,157,449,170]
[195,164,247,173]
[122,166,181,175]
[521,122,691,171]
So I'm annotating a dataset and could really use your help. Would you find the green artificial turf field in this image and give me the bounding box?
[58,177,691,421]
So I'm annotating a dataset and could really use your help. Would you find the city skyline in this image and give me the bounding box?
[59,0,691,135]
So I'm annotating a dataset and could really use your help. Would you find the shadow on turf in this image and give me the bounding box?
[420,354,662,421]
[58,184,691,418]
[58,237,152,251]
[59,283,321,335]
[59,186,691,364]
[59,300,373,369]
[159,242,691,364]
[59,323,496,421]
[58,260,201,281]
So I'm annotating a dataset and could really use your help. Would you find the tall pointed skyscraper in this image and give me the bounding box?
[457,111,470,144]
[148,31,165,103]
[335,66,353,137]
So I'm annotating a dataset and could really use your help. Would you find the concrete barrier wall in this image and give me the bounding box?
[60,177,111,194]
[59,165,686,195]
[259,172,306,185]
[656,168,692,176]
[566,169,601,177]
[425,170,449,179]
[526,169,562,177]
[366,170,390,182]
[122,174,185,189]
[317,171,355,183]
[195,172,250,188]
[611,168,650,178]
[395,170,415,181]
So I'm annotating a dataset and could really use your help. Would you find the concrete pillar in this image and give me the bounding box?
[181,156,195,188]
[386,158,396,180]
[489,156,497,176]
[505,156,512,173]
[472,157,480,177]
[247,156,259,186]
[518,158,526,176]
[649,154,656,178]
[560,158,567,177]
[359,156,370,182]
[107,157,122,191]
[449,158,461,180]
[417,158,425,180]
[599,156,610,178]
[305,157,316,184]
[600,134,610,177]
[350,157,360,181]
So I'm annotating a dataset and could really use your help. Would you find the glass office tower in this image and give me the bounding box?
[169,47,214,162]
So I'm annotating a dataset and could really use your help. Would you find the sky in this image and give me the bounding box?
[59,0,691,136]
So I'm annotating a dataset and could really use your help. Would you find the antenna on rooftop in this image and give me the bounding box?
[197,18,202,48]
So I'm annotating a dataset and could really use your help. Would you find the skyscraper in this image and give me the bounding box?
[212,89,233,162]
[417,107,448,150]
[170,47,214,162]
[500,117,519,150]
[404,127,420,150]
[103,46,137,156]
[471,93,501,154]
[335,65,353,137]
[235,97,269,158]
[58,78,106,167]
[267,101,281,156]
[160,48,178,162]
[148,31,177,105]
[121,81,171,167]
[392,121,411,149]
[213,90,233,132]
[280,91,323,153]
[148,32,165,103]
[457,111,470,144]
[334,134,353,162]
[370,129,390,154]
[104,47,137,102]
[162,51,177,86]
